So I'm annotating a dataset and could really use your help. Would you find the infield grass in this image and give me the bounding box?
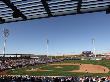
[7,60,110,76]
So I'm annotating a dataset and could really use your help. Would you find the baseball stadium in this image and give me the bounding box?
[2,53,110,76]
[0,0,110,82]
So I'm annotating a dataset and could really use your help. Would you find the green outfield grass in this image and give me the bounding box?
[7,64,79,76]
[7,60,110,76]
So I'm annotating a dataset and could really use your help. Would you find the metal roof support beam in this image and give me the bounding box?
[41,0,52,17]
[1,0,27,20]
[106,5,110,14]
[77,0,82,14]
[0,17,5,23]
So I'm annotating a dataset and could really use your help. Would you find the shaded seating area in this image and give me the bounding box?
[0,0,110,24]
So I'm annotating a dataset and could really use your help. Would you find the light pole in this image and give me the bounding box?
[3,28,9,57]
[92,38,96,57]
[46,39,49,56]
[46,39,52,60]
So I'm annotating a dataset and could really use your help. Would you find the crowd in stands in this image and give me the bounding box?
[0,75,109,82]
[0,57,62,71]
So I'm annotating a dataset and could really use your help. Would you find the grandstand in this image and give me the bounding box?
[0,0,110,81]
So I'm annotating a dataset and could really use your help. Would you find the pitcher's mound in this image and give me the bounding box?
[27,68,52,72]
[55,66,63,68]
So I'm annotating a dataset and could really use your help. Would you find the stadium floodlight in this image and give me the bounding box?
[92,38,96,57]
[46,39,49,56]
[3,28,9,57]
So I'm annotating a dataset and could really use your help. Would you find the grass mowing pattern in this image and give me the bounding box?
[7,60,110,76]
[7,64,79,76]
[41,65,79,71]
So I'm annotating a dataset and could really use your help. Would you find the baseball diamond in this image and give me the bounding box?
[6,60,110,76]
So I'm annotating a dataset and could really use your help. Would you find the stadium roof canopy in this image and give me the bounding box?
[0,0,110,24]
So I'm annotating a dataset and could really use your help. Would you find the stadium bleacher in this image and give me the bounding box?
[0,75,109,82]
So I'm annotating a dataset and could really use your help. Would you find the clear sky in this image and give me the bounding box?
[0,12,110,55]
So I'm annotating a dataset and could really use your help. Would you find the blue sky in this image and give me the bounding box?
[0,12,110,55]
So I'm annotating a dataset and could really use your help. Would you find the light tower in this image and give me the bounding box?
[3,28,9,57]
[92,38,96,57]
[46,39,49,56]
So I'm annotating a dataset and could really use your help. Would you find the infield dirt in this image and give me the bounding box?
[50,63,109,73]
